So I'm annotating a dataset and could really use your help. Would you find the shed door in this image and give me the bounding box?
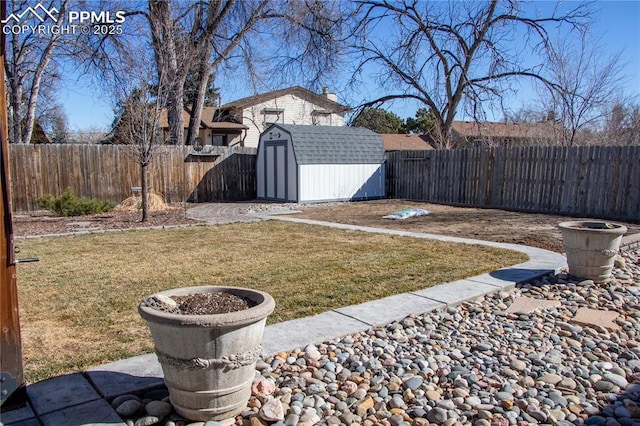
[263,141,288,200]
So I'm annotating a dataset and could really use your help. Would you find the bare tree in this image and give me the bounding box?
[112,58,168,222]
[67,0,143,90]
[146,0,272,146]
[263,0,352,88]
[600,102,640,146]
[4,0,69,144]
[116,83,164,221]
[146,0,188,145]
[146,0,350,146]
[38,104,69,143]
[502,107,563,146]
[350,0,590,149]
[183,0,272,146]
[69,0,346,148]
[540,30,624,146]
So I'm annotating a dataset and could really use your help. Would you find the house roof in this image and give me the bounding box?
[265,124,384,165]
[208,121,249,130]
[220,86,350,113]
[381,134,434,151]
[451,121,560,140]
[158,107,248,131]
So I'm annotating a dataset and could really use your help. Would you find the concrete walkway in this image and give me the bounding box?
[2,212,567,426]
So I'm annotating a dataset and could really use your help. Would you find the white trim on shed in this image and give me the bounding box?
[256,124,386,203]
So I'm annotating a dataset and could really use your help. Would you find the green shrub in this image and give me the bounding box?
[37,189,115,217]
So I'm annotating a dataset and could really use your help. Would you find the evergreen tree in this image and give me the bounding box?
[405,108,436,134]
[351,108,405,133]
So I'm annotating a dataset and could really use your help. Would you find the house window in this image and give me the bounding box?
[211,134,227,146]
[312,110,332,125]
[261,108,284,127]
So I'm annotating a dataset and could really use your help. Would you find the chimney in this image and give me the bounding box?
[322,87,337,102]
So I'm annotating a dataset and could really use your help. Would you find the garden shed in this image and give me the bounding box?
[257,124,386,202]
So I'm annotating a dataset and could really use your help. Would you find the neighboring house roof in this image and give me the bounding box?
[381,134,434,151]
[451,121,560,140]
[206,121,249,130]
[220,86,350,113]
[266,124,384,165]
[158,107,248,130]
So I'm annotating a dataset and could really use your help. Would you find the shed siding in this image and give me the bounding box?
[298,164,386,202]
[243,95,345,148]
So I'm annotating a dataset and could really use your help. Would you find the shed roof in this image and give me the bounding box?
[265,124,384,165]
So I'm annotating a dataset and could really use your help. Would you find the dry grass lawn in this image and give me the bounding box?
[16,221,526,383]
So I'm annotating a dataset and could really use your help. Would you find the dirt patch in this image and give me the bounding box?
[287,200,640,253]
[143,292,256,315]
[13,205,199,237]
[172,293,255,315]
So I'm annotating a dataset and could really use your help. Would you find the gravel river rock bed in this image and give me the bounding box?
[117,248,640,426]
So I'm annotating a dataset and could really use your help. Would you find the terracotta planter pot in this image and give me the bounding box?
[558,221,627,283]
[138,286,275,421]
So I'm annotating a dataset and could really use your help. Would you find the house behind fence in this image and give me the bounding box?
[159,86,349,148]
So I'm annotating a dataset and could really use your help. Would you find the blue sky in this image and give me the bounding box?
[59,0,640,131]
[60,74,114,131]
[593,0,640,95]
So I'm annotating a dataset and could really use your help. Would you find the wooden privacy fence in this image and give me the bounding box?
[10,144,640,220]
[386,145,640,221]
[9,144,257,212]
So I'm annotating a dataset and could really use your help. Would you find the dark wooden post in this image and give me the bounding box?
[0,0,26,409]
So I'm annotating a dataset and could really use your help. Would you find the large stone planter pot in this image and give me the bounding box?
[138,286,275,421]
[558,221,627,283]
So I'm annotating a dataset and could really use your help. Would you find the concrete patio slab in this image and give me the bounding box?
[2,417,40,426]
[26,373,100,416]
[38,398,125,426]
[87,360,164,400]
[0,402,37,425]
